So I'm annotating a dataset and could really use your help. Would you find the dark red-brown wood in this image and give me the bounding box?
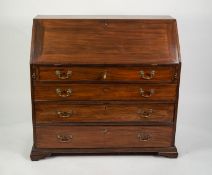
[37,66,175,82]
[36,126,173,148]
[35,103,174,123]
[34,83,177,101]
[31,16,180,65]
[30,15,181,160]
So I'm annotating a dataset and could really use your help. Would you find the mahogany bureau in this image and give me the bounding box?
[30,15,181,161]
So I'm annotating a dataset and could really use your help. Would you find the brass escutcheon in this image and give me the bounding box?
[140,70,155,80]
[137,109,153,118]
[140,88,154,98]
[57,134,72,143]
[137,132,150,141]
[56,88,72,97]
[55,70,72,79]
[57,111,73,118]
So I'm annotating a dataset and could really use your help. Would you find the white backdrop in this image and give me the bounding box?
[0,0,212,175]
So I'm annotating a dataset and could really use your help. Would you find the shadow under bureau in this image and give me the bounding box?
[30,15,181,160]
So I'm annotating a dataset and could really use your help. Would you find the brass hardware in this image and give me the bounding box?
[174,73,177,79]
[32,72,36,79]
[137,132,150,141]
[137,109,153,118]
[57,111,73,118]
[57,134,72,143]
[140,70,155,80]
[140,88,154,98]
[55,70,72,79]
[56,88,72,97]
[102,71,107,80]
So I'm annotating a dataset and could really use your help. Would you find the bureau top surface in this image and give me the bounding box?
[31,15,181,65]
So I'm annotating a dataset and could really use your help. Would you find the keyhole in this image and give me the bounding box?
[104,105,108,113]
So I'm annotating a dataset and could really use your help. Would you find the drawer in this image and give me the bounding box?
[34,83,177,101]
[37,66,175,82]
[35,103,174,123]
[36,126,173,148]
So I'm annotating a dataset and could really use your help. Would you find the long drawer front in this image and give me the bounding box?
[34,83,177,101]
[36,126,173,148]
[35,103,174,123]
[37,66,175,82]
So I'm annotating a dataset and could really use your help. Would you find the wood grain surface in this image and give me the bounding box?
[36,125,173,148]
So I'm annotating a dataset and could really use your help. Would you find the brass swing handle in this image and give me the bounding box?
[140,70,155,80]
[57,134,72,143]
[137,109,153,118]
[137,132,151,141]
[140,88,154,98]
[55,70,72,80]
[56,88,72,97]
[57,110,73,118]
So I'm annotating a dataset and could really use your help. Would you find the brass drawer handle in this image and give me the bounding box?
[57,111,73,118]
[137,109,153,118]
[55,70,72,79]
[57,134,72,143]
[140,88,154,98]
[140,70,155,80]
[137,132,150,141]
[56,88,72,97]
